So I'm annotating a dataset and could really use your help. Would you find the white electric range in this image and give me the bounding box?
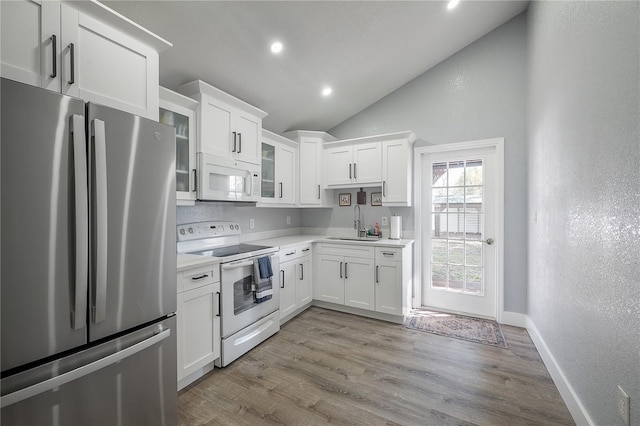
[177,221,280,366]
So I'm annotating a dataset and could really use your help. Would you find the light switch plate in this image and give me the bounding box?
[381,216,388,226]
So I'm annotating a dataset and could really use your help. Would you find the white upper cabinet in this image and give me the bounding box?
[324,142,381,187]
[160,87,198,205]
[178,80,267,165]
[323,131,416,206]
[381,133,416,206]
[259,130,297,206]
[1,0,60,91]
[1,0,171,120]
[284,131,336,207]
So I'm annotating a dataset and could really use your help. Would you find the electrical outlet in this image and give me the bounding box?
[618,385,630,426]
[381,216,388,226]
[286,216,291,225]
[249,218,255,229]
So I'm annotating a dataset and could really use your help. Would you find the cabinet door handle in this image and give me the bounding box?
[285,251,296,256]
[344,262,348,279]
[68,43,75,84]
[216,291,221,317]
[232,131,237,152]
[317,184,321,199]
[281,270,285,288]
[279,182,283,198]
[382,252,394,257]
[376,265,379,283]
[300,264,304,280]
[191,274,209,281]
[302,248,310,252]
[339,262,343,278]
[50,35,57,78]
[353,163,357,179]
[192,169,197,192]
[349,163,352,179]
[382,180,386,197]
[237,133,242,153]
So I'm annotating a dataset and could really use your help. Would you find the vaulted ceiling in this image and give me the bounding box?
[105,1,529,134]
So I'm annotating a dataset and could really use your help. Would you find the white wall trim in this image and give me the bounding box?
[413,138,505,319]
[500,311,527,327]
[526,317,594,426]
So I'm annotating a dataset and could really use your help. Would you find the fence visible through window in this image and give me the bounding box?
[430,159,484,295]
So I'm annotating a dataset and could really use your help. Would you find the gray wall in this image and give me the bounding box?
[527,2,639,425]
[177,203,301,234]
[327,13,528,313]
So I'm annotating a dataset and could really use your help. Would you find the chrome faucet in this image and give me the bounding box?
[354,205,366,237]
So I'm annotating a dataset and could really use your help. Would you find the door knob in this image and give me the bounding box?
[483,238,494,245]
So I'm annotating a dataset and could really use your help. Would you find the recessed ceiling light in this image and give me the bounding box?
[447,0,460,10]
[322,87,332,97]
[270,41,283,54]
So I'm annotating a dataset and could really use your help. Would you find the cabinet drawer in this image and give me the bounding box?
[375,247,402,261]
[316,243,374,259]
[279,245,301,262]
[179,264,219,293]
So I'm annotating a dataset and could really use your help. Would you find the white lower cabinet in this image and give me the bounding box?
[343,257,375,311]
[278,244,313,323]
[375,259,403,315]
[176,263,220,389]
[315,243,412,321]
[315,244,375,310]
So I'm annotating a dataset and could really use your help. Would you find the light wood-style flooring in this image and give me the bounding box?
[178,307,574,425]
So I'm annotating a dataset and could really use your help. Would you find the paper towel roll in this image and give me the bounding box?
[390,216,402,240]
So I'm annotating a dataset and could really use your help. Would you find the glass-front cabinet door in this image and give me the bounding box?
[159,87,198,205]
[261,142,276,200]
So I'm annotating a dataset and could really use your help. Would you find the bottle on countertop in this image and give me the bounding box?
[374,222,379,236]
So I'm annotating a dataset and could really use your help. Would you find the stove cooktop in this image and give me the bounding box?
[190,244,273,258]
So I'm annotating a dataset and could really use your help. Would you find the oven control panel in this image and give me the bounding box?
[177,221,241,241]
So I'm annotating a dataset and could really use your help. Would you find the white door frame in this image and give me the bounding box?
[413,138,505,322]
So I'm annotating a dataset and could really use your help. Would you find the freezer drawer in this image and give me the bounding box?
[1,317,177,426]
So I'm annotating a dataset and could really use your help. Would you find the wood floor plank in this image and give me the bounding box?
[178,307,574,425]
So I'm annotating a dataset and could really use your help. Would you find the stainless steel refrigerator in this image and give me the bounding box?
[0,78,177,425]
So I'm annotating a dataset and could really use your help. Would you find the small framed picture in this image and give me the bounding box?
[339,193,351,206]
[371,192,382,206]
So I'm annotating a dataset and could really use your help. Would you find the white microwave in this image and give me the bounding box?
[197,153,260,202]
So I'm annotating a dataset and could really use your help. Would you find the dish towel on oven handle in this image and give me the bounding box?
[253,256,273,303]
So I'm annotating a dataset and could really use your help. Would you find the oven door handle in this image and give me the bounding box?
[221,254,276,271]
[221,261,254,270]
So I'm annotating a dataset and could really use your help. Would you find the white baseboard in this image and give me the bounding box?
[500,311,527,327]
[526,317,594,426]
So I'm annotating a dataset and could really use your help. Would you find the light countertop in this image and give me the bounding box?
[249,234,414,249]
[177,254,221,272]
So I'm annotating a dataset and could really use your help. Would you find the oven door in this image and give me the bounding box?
[197,153,260,202]
[220,253,279,338]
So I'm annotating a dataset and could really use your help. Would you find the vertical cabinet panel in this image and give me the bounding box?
[315,254,345,304]
[375,261,403,315]
[344,257,375,311]
[297,258,312,306]
[325,146,353,186]
[352,143,382,184]
[298,138,322,205]
[235,113,261,164]
[201,99,234,158]
[279,261,298,319]
[0,0,60,91]
[382,139,411,206]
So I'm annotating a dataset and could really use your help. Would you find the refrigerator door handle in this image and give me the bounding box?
[71,114,88,330]
[0,328,171,409]
[92,119,108,324]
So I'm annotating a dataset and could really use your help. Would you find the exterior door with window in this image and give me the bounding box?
[422,147,497,318]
